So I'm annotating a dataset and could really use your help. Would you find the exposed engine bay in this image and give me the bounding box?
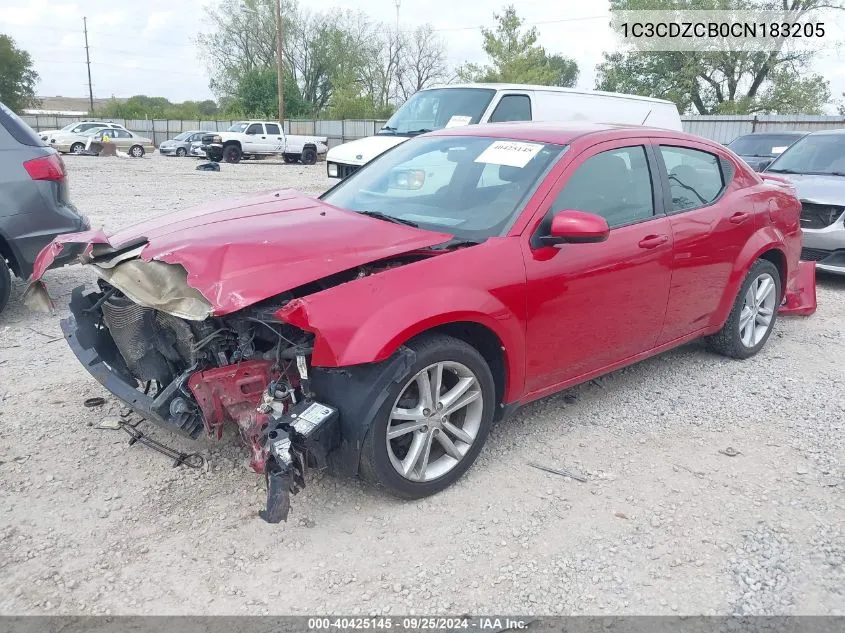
[59,256,423,523]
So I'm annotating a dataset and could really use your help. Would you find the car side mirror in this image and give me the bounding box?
[541,210,610,246]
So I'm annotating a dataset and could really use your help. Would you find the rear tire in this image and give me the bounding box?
[301,147,317,165]
[707,259,781,359]
[283,154,298,164]
[0,257,11,315]
[223,145,241,163]
[359,333,496,499]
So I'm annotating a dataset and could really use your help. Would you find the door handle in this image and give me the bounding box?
[261,136,266,139]
[638,234,669,249]
[730,212,751,224]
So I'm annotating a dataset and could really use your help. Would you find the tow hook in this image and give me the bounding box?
[260,399,340,523]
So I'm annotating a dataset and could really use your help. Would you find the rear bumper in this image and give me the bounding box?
[779,260,817,316]
[6,204,89,279]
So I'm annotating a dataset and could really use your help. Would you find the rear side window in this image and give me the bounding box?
[489,95,532,123]
[265,123,281,135]
[0,102,44,147]
[659,146,725,212]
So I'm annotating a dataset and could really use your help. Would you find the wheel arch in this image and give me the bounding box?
[407,321,507,414]
[709,228,787,331]
[0,231,23,277]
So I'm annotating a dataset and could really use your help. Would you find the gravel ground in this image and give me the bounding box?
[0,153,843,616]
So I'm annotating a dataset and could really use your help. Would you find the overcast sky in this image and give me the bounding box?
[2,0,845,111]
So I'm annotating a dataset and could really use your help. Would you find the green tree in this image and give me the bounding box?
[0,34,40,112]
[457,6,579,86]
[596,0,841,114]
[235,67,310,118]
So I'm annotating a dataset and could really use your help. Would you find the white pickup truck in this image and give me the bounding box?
[201,121,328,165]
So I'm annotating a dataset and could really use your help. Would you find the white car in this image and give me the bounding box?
[201,121,328,164]
[326,83,683,179]
[38,120,124,143]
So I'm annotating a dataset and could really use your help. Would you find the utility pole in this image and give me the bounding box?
[395,0,401,33]
[275,0,284,124]
[83,17,94,114]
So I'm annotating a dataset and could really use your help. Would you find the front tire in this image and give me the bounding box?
[359,333,496,499]
[707,259,781,359]
[176,147,187,157]
[70,142,85,154]
[0,257,10,315]
[223,145,241,163]
[129,145,145,158]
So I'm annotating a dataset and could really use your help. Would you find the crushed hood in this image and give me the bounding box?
[27,189,452,318]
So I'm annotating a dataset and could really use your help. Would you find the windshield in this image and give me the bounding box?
[228,122,248,133]
[62,123,80,132]
[379,88,496,137]
[766,133,845,175]
[728,134,803,157]
[174,132,192,141]
[321,135,564,240]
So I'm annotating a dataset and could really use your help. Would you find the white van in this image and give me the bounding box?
[326,83,682,178]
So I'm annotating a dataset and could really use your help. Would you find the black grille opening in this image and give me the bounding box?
[801,247,833,262]
[800,203,844,230]
[338,164,360,179]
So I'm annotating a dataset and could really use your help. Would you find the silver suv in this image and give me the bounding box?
[0,102,89,314]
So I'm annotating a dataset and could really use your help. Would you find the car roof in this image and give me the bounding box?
[734,131,807,137]
[426,121,707,146]
[424,83,677,105]
[807,128,845,136]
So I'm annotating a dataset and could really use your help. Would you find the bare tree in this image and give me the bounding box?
[398,26,450,101]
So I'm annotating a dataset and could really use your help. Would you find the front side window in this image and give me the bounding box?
[552,146,655,228]
[246,123,263,135]
[379,88,496,137]
[265,123,281,135]
[659,146,725,212]
[322,136,564,241]
[489,95,532,123]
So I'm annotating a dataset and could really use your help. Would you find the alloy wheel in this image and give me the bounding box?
[386,361,484,482]
[739,272,777,347]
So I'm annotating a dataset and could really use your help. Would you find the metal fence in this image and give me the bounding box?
[22,114,389,148]
[681,114,845,143]
[23,113,845,148]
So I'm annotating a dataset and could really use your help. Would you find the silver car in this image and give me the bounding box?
[765,129,845,274]
[159,130,211,157]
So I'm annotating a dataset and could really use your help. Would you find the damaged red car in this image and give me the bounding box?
[26,122,817,521]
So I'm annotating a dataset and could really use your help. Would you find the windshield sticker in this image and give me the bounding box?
[474,141,543,168]
[771,146,788,154]
[445,115,473,128]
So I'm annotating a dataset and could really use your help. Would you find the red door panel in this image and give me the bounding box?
[522,218,673,393]
[654,144,760,344]
[520,139,672,395]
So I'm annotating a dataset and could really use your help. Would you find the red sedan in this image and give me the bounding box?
[28,122,816,520]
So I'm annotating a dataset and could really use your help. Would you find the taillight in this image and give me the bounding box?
[23,153,66,181]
